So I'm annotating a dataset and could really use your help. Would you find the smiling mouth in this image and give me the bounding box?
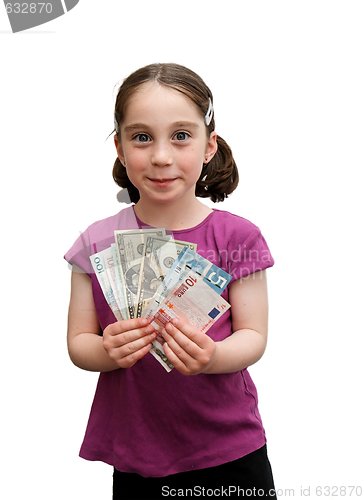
[148,178,178,183]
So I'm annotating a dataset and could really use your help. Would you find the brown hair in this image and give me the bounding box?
[112,63,239,203]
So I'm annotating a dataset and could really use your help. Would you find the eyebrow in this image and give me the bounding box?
[123,121,200,133]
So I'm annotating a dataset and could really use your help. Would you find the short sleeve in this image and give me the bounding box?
[227,227,274,282]
[63,207,139,276]
[64,228,93,275]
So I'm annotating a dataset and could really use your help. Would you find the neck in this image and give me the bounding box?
[134,197,212,231]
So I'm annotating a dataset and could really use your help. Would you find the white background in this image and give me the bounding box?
[1,1,363,498]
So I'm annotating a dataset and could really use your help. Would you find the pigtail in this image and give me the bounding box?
[196,135,239,202]
[112,157,140,203]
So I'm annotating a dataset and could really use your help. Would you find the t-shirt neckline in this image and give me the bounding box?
[131,205,217,234]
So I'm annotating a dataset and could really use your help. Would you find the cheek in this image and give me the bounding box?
[179,147,204,164]
[124,150,146,169]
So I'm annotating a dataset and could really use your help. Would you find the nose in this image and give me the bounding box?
[151,141,173,167]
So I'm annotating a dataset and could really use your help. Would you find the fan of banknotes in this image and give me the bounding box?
[89,229,232,372]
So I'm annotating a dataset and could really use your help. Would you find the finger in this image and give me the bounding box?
[114,322,156,347]
[164,321,202,358]
[116,331,157,358]
[162,341,192,374]
[162,326,198,366]
[119,342,154,368]
[108,317,152,336]
[121,325,155,345]
[170,318,208,349]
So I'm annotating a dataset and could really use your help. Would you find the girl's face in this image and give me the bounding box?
[114,82,217,207]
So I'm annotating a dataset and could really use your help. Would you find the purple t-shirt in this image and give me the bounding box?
[64,205,274,477]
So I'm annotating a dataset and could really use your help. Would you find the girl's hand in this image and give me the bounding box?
[161,318,217,375]
[103,318,157,369]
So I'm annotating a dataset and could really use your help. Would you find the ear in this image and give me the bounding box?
[114,133,126,166]
[205,131,218,163]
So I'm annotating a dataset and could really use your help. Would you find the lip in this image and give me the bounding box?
[148,177,178,185]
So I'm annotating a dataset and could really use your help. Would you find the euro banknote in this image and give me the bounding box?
[144,260,231,371]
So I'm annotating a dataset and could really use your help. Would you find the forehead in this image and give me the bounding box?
[123,82,203,123]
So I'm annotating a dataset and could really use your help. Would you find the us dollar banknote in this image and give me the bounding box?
[114,228,166,318]
[135,236,197,318]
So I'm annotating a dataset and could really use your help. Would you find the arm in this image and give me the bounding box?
[161,270,269,375]
[67,268,157,372]
[203,270,269,374]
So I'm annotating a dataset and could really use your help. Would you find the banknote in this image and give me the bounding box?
[102,244,130,319]
[149,338,175,372]
[153,269,231,333]
[135,236,197,318]
[114,228,165,318]
[109,243,129,319]
[148,268,231,371]
[89,250,123,321]
[101,245,123,313]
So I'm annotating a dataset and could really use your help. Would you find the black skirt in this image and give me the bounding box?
[113,445,277,500]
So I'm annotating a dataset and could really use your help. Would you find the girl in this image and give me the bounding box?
[65,63,276,499]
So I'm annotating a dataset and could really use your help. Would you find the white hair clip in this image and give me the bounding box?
[204,98,214,126]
